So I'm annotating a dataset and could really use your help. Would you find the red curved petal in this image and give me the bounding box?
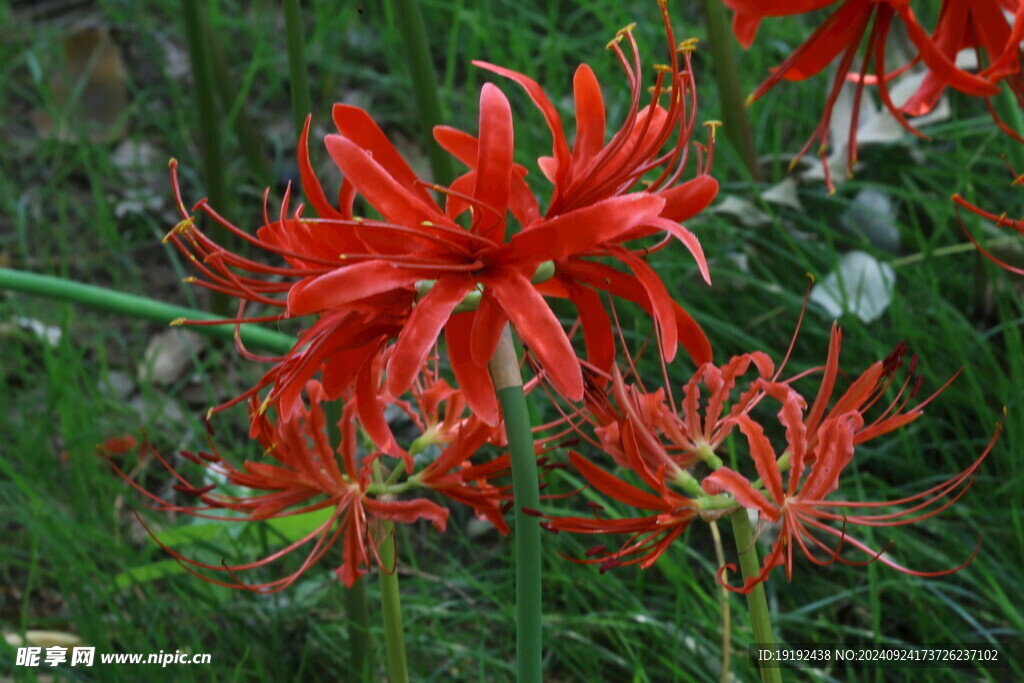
[571,64,606,166]
[488,269,584,400]
[470,291,508,367]
[386,276,475,397]
[659,175,718,223]
[287,261,421,315]
[473,83,514,243]
[445,313,499,425]
[332,104,436,205]
[324,134,442,227]
[501,194,665,264]
[702,467,778,520]
[298,115,342,219]
[568,451,669,511]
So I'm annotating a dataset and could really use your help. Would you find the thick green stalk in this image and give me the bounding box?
[389,0,456,186]
[994,84,1024,175]
[729,510,781,683]
[343,579,371,678]
[378,526,407,682]
[284,0,313,137]
[0,268,295,355]
[488,327,542,683]
[699,0,759,181]
[342,579,371,677]
[206,19,272,186]
[373,460,409,683]
[182,0,231,314]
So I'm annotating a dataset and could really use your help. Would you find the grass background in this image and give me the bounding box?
[1,0,1022,680]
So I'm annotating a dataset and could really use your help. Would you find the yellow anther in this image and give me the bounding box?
[677,38,700,53]
[653,64,673,74]
[805,272,816,284]
[183,276,197,284]
[353,216,364,223]
[161,216,195,243]
[744,93,756,107]
[169,318,187,326]
[617,22,636,37]
[421,220,435,227]
[1014,174,1024,186]
[205,407,214,421]
[168,157,178,168]
[703,120,722,143]
[257,395,271,416]
[262,442,278,457]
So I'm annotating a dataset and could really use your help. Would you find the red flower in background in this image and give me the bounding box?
[543,319,995,584]
[953,168,1024,275]
[702,325,997,593]
[722,0,1019,187]
[107,377,513,590]
[107,382,448,590]
[544,448,698,572]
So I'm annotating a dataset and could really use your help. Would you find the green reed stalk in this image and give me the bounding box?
[729,509,781,683]
[0,268,294,354]
[390,0,455,186]
[489,327,542,683]
[699,0,759,180]
[182,0,231,314]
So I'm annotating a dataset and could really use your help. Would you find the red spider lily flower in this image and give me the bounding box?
[538,346,778,570]
[470,1,715,367]
[899,0,1024,141]
[701,325,998,593]
[722,0,1006,188]
[169,74,710,433]
[952,172,1024,275]
[544,331,777,478]
[476,1,717,220]
[415,425,513,534]
[106,381,450,591]
[544,443,699,572]
[376,360,513,531]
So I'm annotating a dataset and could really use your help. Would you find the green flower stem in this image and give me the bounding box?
[284,0,313,137]
[390,0,455,187]
[729,509,781,683]
[343,579,371,679]
[373,459,409,683]
[488,326,542,683]
[698,0,759,181]
[0,268,295,355]
[891,237,1021,268]
[182,0,231,315]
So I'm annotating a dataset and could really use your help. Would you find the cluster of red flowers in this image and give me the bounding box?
[125,2,725,590]
[723,0,1024,187]
[118,2,996,596]
[539,321,996,592]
